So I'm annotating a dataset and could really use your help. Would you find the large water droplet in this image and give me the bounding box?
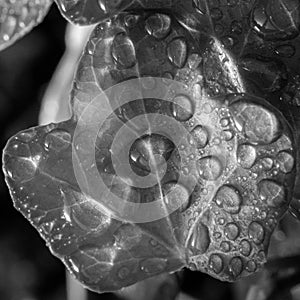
[130,134,175,175]
[190,125,209,148]
[237,144,257,169]
[231,102,280,145]
[112,32,136,69]
[163,182,190,212]
[197,156,223,181]
[145,13,171,39]
[229,257,243,278]
[188,222,211,254]
[167,38,188,68]
[171,94,194,122]
[252,0,300,41]
[45,129,72,152]
[214,185,242,214]
[4,156,38,182]
[209,254,223,274]
[224,223,240,240]
[258,180,286,207]
[277,151,295,173]
[248,221,265,244]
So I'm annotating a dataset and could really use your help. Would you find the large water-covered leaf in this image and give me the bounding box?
[0,0,53,51]
[3,0,300,293]
[54,0,183,25]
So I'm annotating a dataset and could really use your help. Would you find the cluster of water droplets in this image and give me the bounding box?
[2,0,300,291]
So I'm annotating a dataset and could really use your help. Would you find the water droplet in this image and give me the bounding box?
[197,156,223,181]
[215,23,224,35]
[130,134,174,175]
[224,223,240,240]
[167,38,188,68]
[124,14,140,27]
[231,101,280,145]
[221,36,235,49]
[118,267,130,280]
[231,20,243,34]
[5,139,31,157]
[0,15,17,42]
[223,130,234,141]
[252,0,300,41]
[4,156,38,182]
[237,144,257,169]
[145,13,171,39]
[261,157,274,170]
[277,151,295,173]
[220,241,231,252]
[239,240,252,256]
[229,257,243,278]
[19,130,36,142]
[188,222,211,254]
[220,118,230,127]
[112,32,136,69]
[190,125,209,148]
[141,77,156,90]
[210,8,223,20]
[213,231,222,239]
[172,94,194,122]
[209,254,223,274]
[248,221,265,244]
[45,129,71,152]
[140,258,167,274]
[275,44,296,57]
[214,185,242,214]
[246,260,257,272]
[188,53,202,70]
[258,180,286,207]
[163,182,190,212]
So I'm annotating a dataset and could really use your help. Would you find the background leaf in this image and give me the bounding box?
[0,0,53,51]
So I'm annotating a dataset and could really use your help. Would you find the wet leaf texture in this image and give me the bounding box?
[3,0,300,293]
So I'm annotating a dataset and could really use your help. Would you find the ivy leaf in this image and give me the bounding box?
[0,0,53,51]
[54,0,182,25]
[3,1,300,293]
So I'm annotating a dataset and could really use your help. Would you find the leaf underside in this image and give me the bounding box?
[3,0,300,293]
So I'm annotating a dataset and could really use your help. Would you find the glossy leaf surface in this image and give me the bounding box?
[54,0,183,25]
[0,0,53,51]
[3,0,300,293]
